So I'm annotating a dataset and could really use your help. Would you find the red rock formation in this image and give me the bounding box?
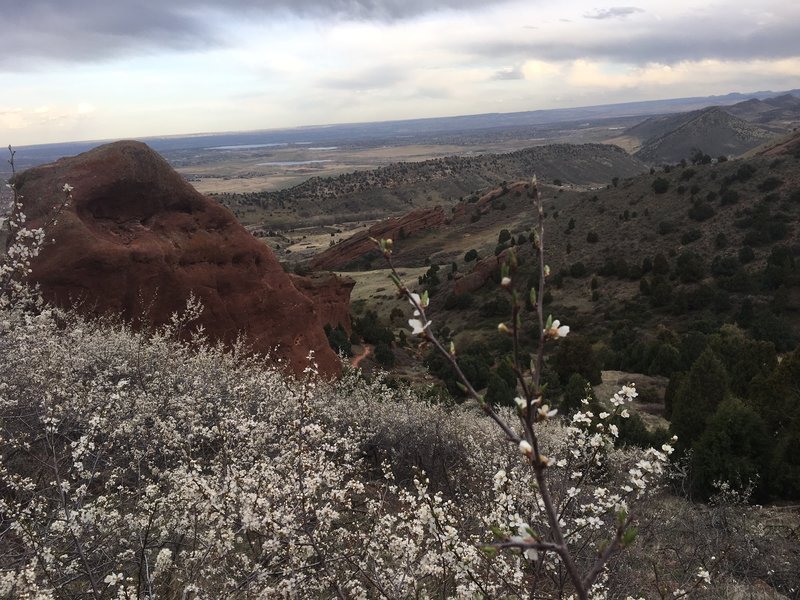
[15,140,344,377]
[290,272,355,333]
[308,206,445,271]
[452,249,511,296]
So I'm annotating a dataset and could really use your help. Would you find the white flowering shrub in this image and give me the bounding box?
[0,296,670,599]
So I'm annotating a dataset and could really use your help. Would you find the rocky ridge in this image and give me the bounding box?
[307,206,446,271]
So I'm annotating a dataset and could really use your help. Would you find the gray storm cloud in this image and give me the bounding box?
[5,0,800,73]
[0,0,512,68]
[469,9,800,66]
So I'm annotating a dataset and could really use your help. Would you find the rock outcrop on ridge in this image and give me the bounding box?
[307,206,446,271]
[14,140,346,377]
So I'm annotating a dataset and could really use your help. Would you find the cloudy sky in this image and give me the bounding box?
[2,0,799,146]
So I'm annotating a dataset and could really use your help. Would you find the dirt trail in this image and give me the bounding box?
[351,344,373,368]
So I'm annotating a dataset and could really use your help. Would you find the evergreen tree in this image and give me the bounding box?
[670,348,729,452]
[690,398,770,501]
[550,336,602,386]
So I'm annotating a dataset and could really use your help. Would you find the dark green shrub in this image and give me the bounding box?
[751,310,797,352]
[653,253,670,275]
[652,178,670,194]
[715,232,728,249]
[711,255,739,277]
[680,168,696,181]
[743,230,769,246]
[498,229,511,244]
[615,412,669,449]
[690,398,770,501]
[464,248,479,262]
[649,276,673,308]
[374,342,395,367]
[324,324,353,357]
[353,311,395,345]
[719,270,755,293]
[720,189,739,205]
[680,229,702,244]
[676,251,706,283]
[670,348,729,451]
[768,221,790,241]
[586,231,599,243]
[561,373,593,415]
[738,245,755,264]
[688,202,715,222]
[485,373,515,407]
[569,262,588,278]
[479,295,511,318]
[658,221,676,235]
[550,336,602,386]
[758,177,784,192]
[443,293,474,310]
[736,163,757,182]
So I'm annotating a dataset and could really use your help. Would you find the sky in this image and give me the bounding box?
[2,0,799,146]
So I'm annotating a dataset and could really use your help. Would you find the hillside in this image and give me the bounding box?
[331,140,800,384]
[631,106,777,163]
[727,93,800,126]
[217,143,647,228]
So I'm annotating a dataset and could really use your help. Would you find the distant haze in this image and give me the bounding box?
[2,0,799,146]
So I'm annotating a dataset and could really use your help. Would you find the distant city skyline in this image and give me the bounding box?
[2,0,799,146]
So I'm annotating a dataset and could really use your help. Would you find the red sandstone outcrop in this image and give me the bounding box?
[308,206,445,271]
[452,252,504,296]
[290,272,355,333]
[14,140,345,377]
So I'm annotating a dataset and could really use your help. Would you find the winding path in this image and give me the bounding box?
[351,344,373,368]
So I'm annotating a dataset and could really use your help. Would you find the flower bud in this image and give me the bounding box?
[519,440,533,457]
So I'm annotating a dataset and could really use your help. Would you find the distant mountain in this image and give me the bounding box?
[725,94,800,126]
[631,107,776,164]
[5,89,800,180]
